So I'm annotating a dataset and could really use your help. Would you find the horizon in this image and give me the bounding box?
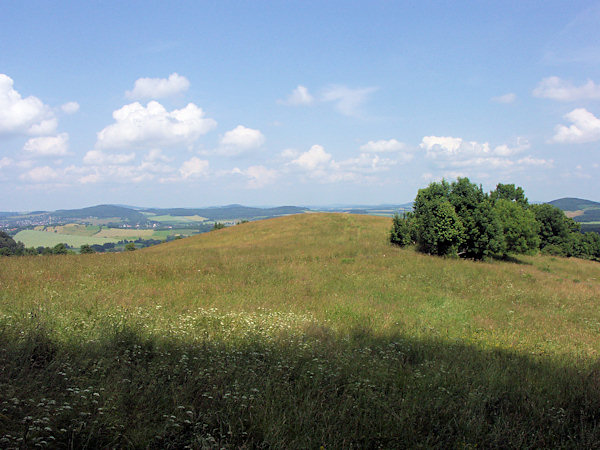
[1,2,600,210]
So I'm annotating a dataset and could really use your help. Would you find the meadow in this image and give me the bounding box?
[1,213,600,447]
[13,225,195,249]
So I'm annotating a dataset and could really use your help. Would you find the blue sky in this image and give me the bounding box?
[1,1,599,210]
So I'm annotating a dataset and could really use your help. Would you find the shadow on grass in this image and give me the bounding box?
[487,254,533,265]
[1,322,599,448]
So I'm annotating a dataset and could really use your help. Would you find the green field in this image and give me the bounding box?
[13,229,119,247]
[1,214,600,447]
[13,225,199,248]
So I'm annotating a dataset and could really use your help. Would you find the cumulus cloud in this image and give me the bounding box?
[23,133,69,157]
[285,143,402,184]
[60,101,80,114]
[19,166,59,183]
[144,148,172,163]
[533,76,600,101]
[179,157,209,179]
[551,108,600,143]
[126,73,190,99]
[321,85,377,116]
[420,135,549,172]
[492,93,516,104]
[83,150,136,165]
[96,101,217,149]
[0,74,56,135]
[291,145,332,171]
[420,136,529,159]
[218,125,265,155]
[279,85,314,106]
[232,165,279,188]
[359,139,406,153]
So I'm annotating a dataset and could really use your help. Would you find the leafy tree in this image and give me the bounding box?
[390,212,416,247]
[213,222,226,230]
[0,230,25,256]
[493,199,539,254]
[448,178,504,259]
[414,190,464,256]
[80,244,95,254]
[490,183,528,207]
[125,242,136,251]
[531,203,579,253]
[53,243,68,255]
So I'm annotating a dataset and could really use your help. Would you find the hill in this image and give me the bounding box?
[548,197,600,211]
[144,204,307,221]
[53,204,148,222]
[549,197,600,223]
[1,213,600,447]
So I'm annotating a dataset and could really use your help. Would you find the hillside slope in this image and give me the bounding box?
[1,213,600,447]
[549,197,600,222]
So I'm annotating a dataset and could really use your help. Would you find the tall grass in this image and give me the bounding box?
[1,213,600,447]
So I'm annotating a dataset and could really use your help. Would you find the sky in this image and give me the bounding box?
[1,1,599,210]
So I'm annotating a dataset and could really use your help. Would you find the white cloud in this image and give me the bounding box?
[492,93,516,104]
[551,108,600,143]
[232,165,279,188]
[291,145,332,171]
[533,76,600,101]
[279,85,314,106]
[60,101,80,114]
[23,133,69,157]
[83,149,136,165]
[0,74,56,135]
[0,157,13,169]
[126,73,190,99]
[285,143,403,184]
[321,85,377,116]
[144,148,172,163]
[359,139,406,153]
[179,157,209,179]
[19,166,59,183]
[96,101,217,149]
[420,135,548,174]
[420,136,529,159]
[338,153,401,173]
[218,125,265,155]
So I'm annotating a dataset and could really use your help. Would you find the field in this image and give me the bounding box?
[1,213,600,447]
[14,225,196,248]
[12,229,118,247]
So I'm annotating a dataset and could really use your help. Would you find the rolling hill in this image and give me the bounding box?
[549,197,600,223]
[1,213,600,447]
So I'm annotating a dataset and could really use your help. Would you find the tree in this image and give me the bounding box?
[448,178,504,259]
[213,222,226,230]
[125,242,136,251]
[53,243,68,255]
[0,231,25,256]
[414,188,464,256]
[493,199,539,255]
[80,244,95,254]
[490,183,528,207]
[531,203,579,254]
[390,212,416,247]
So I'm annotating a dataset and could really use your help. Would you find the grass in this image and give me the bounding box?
[1,213,600,447]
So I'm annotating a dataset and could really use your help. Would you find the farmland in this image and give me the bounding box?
[1,213,600,447]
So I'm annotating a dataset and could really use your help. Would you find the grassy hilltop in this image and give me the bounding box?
[1,213,600,447]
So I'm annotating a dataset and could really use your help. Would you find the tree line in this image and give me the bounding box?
[390,178,600,261]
